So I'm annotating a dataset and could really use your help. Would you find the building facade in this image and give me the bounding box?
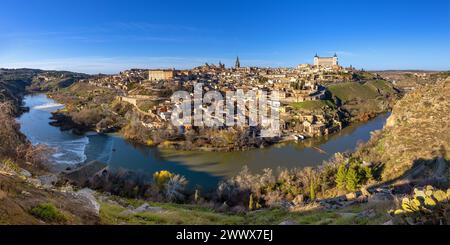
[148,69,175,81]
[313,54,338,68]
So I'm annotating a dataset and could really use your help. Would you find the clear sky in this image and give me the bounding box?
[1,0,449,74]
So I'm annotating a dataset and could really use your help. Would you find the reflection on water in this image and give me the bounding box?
[157,113,389,178]
[18,94,89,165]
[19,94,389,189]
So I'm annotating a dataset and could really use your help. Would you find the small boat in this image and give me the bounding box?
[293,134,305,141]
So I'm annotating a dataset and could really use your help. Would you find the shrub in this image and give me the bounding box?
[0,158,20,173]
[248,194,254,210]
[30,203,67,223]
[164,174,188,202]
[335,158,373,192]
[153,170,173,189]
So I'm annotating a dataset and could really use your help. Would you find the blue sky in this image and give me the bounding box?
[0,0,449,74]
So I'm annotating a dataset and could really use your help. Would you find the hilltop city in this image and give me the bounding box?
[43,54,389,150]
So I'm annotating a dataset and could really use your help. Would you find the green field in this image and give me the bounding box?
[290,100,336,111]
[327,80,396,103]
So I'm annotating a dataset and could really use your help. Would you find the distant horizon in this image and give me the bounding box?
[1,0,449,74]
[0,64,449,76]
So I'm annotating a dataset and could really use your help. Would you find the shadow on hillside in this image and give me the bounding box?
[312,155,449,213]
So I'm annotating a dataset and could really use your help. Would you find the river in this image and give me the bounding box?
[18,93,390,189]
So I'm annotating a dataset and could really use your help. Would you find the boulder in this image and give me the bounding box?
[292,195,304,206]
[20,190,31,197]
[19,169,32,177]
[76,188,100,215]
[134,203,164,213]
[38,174,58,187]
[279,220,298,225]
[60,161,107,186]
[345,192,357,201]
[26,178,42,188]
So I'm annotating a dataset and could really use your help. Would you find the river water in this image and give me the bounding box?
[18,94,390,189]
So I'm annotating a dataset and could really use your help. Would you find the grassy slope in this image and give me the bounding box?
[0,174,99,224]
[291,100,336,111]
[99,197,392,225]
[326,80,398,121]
[327,80,396,103]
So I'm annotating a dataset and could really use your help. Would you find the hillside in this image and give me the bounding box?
[327,80,400,122]
[356,77,450,181]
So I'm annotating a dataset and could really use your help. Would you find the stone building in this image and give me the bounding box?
[148,69,175,81]
[313,54,338,68]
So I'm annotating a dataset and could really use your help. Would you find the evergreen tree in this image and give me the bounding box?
[345,167,360,192]
[335,164,348,190]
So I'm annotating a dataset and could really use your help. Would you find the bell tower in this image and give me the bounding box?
[235,56,240,69]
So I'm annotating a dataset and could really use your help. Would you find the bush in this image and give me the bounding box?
[153,170,173,189]
[335,158,373,192]
[0,158,20,173]
[30,203,67,223]
[164,174,188,202]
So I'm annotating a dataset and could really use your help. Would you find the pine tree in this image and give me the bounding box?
[345,167,360,192]
[335,164,348,190]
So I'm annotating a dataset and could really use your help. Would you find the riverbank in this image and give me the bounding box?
[47,82,400,153]
[18,93,394,189]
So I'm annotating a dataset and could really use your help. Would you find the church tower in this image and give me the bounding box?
[333,53,338,66]
[235,56,240,69]
[314,53,319,67]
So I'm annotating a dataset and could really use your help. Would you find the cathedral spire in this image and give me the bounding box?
[235,56,240,69]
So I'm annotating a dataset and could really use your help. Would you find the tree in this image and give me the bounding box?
[248,194,254,210]
[335,164,348,190]
[310,179,316,200]
[345,167,360,192]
